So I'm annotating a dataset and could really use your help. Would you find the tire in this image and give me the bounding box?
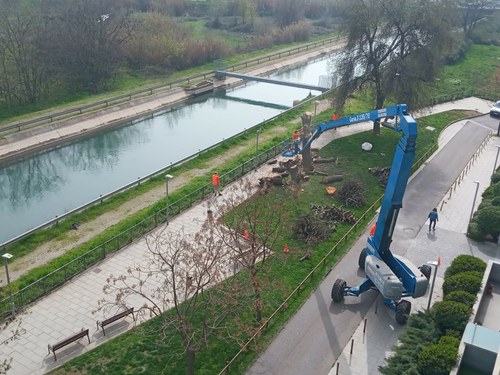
[358,248,367,269]
[419,265,432,280]
[395,299,411,325]
[331,279,347,302]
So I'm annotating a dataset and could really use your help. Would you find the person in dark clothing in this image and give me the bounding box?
[428,208,438,231]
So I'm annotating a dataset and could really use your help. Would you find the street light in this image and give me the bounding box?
[313,100,320,124]
[492,145,500,178]
[2,253,15,317]
[426,258,440,311]
[469,181,480,224]
[165,174,174,224]
[255,129,261,170]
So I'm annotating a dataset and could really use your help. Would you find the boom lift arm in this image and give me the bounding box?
[291,104,429,324]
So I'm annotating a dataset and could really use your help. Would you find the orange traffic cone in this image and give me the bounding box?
[283,244,289,253]
[243,230,250,239]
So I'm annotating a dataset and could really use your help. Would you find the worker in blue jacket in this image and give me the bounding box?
[428,208,438,232]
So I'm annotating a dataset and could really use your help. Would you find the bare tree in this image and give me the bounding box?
[0,318,26,375]
[98,224,238,375]
[273,0,305,28]
[332,0,455,133]
[459,0,492,37]
[40,0,135,93]
[0,6,46,106]
[209,179,287,322]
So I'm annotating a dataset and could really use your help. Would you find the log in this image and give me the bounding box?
[321,175,343,183]
[272,167,287,173]
[314,157,336,164]
[313,171,328,176]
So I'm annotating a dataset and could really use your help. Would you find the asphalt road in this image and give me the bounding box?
[246,114,496,375]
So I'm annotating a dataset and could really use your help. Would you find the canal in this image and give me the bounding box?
[0,57,332,243]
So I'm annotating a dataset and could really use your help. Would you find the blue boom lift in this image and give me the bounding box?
[287,104,430,324]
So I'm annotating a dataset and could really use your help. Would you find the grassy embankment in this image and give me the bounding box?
[49,108,474,375]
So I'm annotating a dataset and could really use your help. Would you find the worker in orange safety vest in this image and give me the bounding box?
[212,172,221,196]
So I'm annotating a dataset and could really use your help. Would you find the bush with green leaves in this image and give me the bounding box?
[492,197,500,206]
[433,301,471,333]
[443,271,483,296]
[444,290,477,308]
[467,221,486,241]
[417,335,460,375]
[492,172,500,184]
[444,255,486,278]
[476,206,500,237]
[379,312,438,375]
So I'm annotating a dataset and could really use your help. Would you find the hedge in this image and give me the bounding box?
[444,255,487,278]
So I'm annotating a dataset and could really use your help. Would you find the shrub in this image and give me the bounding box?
[444,290,477,308]
[418,336,460,375]
[443,271,483,296]
[491,172,500,184]
[476,206,500,236]
[492,197,500,206]
[444,255,486,278]
[467,221,486,241]
[379,312,438,375]
[433,301,471,333]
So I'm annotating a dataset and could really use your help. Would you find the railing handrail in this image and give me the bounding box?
[0,36,345,135]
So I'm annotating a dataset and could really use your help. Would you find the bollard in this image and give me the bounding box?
[363,318,367,334]
[350,339,354,355]
[336,362,339,375]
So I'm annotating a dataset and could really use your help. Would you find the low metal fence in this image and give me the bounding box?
[0,36,344,135]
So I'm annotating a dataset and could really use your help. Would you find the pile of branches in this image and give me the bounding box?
[337,180,366,208]
[369,166,391,187]
[310,204,356,224]
[294,213,334,244]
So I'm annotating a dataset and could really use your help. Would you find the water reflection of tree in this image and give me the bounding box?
[0,122,147,207]
[0,154,63,205]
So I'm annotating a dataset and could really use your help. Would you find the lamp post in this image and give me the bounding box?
[2,253,15,317]
[255,129,261,170]
[313,100,320,124]
[426,258,440,311]
[492,145,500,178]
[165,174,173,224]
[469,181,480,224]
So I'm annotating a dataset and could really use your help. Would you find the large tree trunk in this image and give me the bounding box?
[250,268,262,322]
[186,350,196,375]
[301,112,314,172]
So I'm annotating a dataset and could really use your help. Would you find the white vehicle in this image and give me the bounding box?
[490,100,500,117]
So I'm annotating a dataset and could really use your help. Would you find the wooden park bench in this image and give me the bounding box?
[96,307,135,336]
[48,328,90,361]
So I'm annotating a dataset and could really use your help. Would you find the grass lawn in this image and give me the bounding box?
[49,109,473,375]
[434,44,500,99]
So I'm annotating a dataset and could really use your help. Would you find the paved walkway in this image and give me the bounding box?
[1,98,498,374]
